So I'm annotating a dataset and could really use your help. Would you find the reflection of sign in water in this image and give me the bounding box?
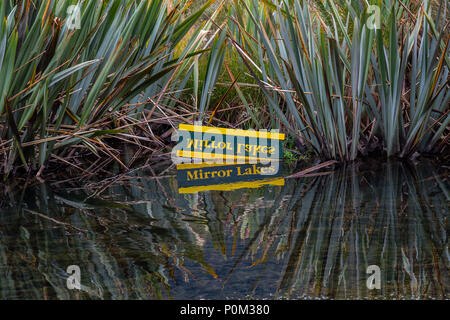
[177,162,284,194]
[174,124,285,161]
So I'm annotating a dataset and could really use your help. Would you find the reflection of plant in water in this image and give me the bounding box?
[218,161,448,299]
[0,175,216,299]
[0,161,448,299]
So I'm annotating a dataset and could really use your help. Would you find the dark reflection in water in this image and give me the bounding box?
[0,161,448,300]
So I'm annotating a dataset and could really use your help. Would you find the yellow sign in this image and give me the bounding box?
[174,124,285,161]
[176,162,284,194]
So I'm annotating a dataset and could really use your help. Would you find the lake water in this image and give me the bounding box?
[0,160,448,299]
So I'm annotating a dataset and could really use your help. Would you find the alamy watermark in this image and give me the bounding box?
[366,5,381,30]
[66,5,81,30]
[66,265,81,290]
[366,265,381,290]
[62,3,381,31]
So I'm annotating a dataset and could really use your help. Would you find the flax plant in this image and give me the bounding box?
[228,0,449,161]
[0,0,219,177]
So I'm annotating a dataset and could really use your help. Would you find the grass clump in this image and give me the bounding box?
[227,0,449,161]
[1,0,448,179]
[0,0,219,178]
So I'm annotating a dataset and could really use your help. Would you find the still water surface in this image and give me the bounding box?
[0,161,448,299]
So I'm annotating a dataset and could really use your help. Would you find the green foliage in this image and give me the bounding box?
[1,0,448,176]
[0,0,218,177]
[228,0,449,161]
